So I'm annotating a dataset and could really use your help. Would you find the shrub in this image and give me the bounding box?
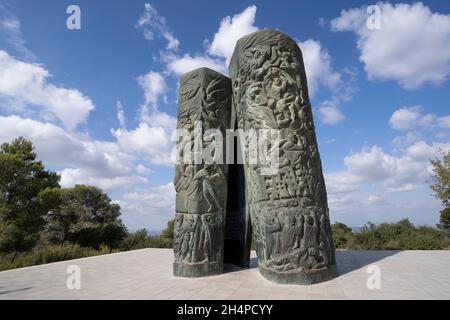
[0,243,118,271]
[346,219,450,250]
[120,229,173,251]
[67,222,127,249]
[331,222,355,249]
[120,229,153,250]
[438,207,450,231]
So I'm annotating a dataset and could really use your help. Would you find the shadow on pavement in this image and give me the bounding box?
[223,250,402,278]
[335,250,402,276]
[0,287,33,295]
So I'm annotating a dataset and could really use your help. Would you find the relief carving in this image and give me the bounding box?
[173,68,231,277]
[229,29,336,284]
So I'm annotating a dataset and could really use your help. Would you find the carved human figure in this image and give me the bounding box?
[265,213,281,260]
[193,164,225,213]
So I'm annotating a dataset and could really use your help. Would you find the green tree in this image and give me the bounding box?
[120,229,152,251]
[331,222,354,249]
[160,219,174,240]
[47,185,127,248]
[430,151,450,207]
[438,207,450,231]
[0,137,60,253]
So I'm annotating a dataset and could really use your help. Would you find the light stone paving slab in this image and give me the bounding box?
[0,248,449,300]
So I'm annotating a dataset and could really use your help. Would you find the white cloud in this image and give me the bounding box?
[367,194,382,204]
[299,39,341,98]
[0,114,172,228]
[60,168,148,192]
[324,171,361,212]
[331,2,450,89]
[162,31,180,51]
[0,9,35,61]
[165,53,227,76]
[390,106,426,130]
[390,106,450,131]
[298,39,357,125]
[208,5,258,65]
[118,183,175,230]
[136,3,179,51]
[332,141,450,193]
[325,140,450,224]
[318,103,345,125]
[0,50,94,130]
[111,110,176,166]
[138,71,167,109]
[136,164,152,175]
[0,115,150,191]
[345,145,397,181]
[159,5,258,76]
[116,101,126,129]
[136,70,173,130]
[437,116,450,129]
[318,17,327,28]
[114,69,176,166]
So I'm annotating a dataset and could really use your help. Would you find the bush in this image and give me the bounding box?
[331,219,450,250]
[331,222,355,249]
[120,229,172,251]
[0,243,118,271]
[439,207,450,231]
[67,222,127,249]
[0,222,40,254]
[120,229,153,250]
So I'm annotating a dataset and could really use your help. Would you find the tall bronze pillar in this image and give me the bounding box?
[173,68,231,277]
[229,30,337,284]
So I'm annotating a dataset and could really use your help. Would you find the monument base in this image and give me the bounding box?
[259,265,338,285]
[173,261,222,278]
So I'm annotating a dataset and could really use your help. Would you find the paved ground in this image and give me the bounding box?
[0,249,449,299]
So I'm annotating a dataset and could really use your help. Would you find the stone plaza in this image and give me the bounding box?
[1,249,449,299]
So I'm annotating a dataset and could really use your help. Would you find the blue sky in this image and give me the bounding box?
[0,0,449,231]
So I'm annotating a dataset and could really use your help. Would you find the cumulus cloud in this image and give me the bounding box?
[326,141,450,199]
[390,106,449,131]
[0,115,151,191]
[317,102,345,125]
[165,53,227,76]
[298,39,357,125]
[207,5,258,65]
[298,39,341,98]
[325,140,450,222]
[136,3,179,51]
[60,168,148,192]
[138,71,167,110]
[118,183,176,230]
[345,145,397,181]
[326,106,450,215]
[0,8,35,61]
[112,69,177,166]
[112,118,175,166]
[0,51,94,130]
[331,2,450,89]
[116,101,126,129]
[156,5,258,76]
